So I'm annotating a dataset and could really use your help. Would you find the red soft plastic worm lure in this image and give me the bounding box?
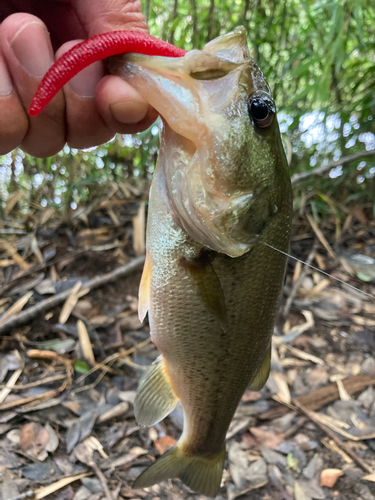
[28,31,187,117]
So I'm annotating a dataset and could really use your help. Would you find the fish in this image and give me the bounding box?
[29,25,293,498]
[108,26,293,497]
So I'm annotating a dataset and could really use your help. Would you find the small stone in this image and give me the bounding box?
[268,464,285,491]
[361,357,375,376]
[343,464,364,482]
[299,478,325,499]
[353,484,375,500]
[303,455,323,480]
[260,445,287,468]
[81,477,103,494]
[305,366,329,390]
[358,387,375,410]
[271,412,296,431]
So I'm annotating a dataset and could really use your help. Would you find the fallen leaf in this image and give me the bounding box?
[294,479,312,500]
[0,291,33,322]
[320,468,344,487]
[362,473,375,482]
[77,319,95,366]
[241,391,262,402]
[19,422,50,457]
[0,466,18,500]
[250,427,285,448]
[154,435,177,454]
[34,472,91,499]
[45,423,59,453]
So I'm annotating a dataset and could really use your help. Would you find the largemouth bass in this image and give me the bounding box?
[111,26,292,497]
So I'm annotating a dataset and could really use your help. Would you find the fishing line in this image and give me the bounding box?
[261,241,375,301]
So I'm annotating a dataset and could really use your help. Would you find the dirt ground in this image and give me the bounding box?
[1,192,375,500]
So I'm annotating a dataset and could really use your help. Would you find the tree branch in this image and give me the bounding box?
[0,256,145,334]
[291,149,375,185]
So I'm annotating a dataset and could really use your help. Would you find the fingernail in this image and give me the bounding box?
[10,22,53,78]
[69,61,103,98]
[0,59,13,96]
[110,100,149,124]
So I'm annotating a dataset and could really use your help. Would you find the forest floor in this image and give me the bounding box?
[1,183,375,500]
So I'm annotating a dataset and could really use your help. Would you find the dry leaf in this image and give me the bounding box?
[96,402,129,423]
[0,466,19,500]
[19,422,50,457]
[34,472,91,499]
[5,190,23,214]
[294,479,312,500]
[320,468,344,487]
[59,281,82,324]
[249,427,285,448]
[362,473,375,482]
[44,423,59,453]
[0,260,14,267]
[241,391,262,402]
[272,371,291,404]
[0,291,33,323]
[77,319,95,366]
[154,435,177,454]
[0,238,28,268]
[306,213,336,259]
[0,350,23,404]
[289,346,325,365]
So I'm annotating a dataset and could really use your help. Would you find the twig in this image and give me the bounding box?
[0,256,145,334]
[33,472,91,500]
[90,461,113,500]
[0,375,71,411]
[283,240,318,317]
[283,416,307,439]
[0,248,88,294]
[293,399,374,474]
[0,373,66,390]
[0,350,23,404]
[260,374,375,420]
[306,213,336,259]
[74,337,151,385]
[291,149,375,185]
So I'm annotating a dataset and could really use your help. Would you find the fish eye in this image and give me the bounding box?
[248,95,275,128]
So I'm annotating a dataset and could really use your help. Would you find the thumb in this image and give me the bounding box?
[74,0,149,37]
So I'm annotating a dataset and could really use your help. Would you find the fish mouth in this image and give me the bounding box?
[107,27,249,146]
[108,28,265,257]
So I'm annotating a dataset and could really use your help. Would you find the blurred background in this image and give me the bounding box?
[1,0,374,219]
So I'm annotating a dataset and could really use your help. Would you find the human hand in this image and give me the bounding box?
[0,0,158,157]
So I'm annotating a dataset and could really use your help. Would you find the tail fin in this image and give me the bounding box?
[133,444,225,497]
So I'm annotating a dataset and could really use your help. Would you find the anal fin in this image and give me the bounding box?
[138,251,152,322]
[135,356,179,426]
[249,345,271,391]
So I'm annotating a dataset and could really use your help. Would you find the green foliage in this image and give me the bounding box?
[1,0,374,217]
[74,360,90,374]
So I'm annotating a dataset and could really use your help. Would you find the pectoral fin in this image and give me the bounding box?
[182,256,227,329]
[138,251,152,322]
[249,346,271,391]
[135,356,179,426]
